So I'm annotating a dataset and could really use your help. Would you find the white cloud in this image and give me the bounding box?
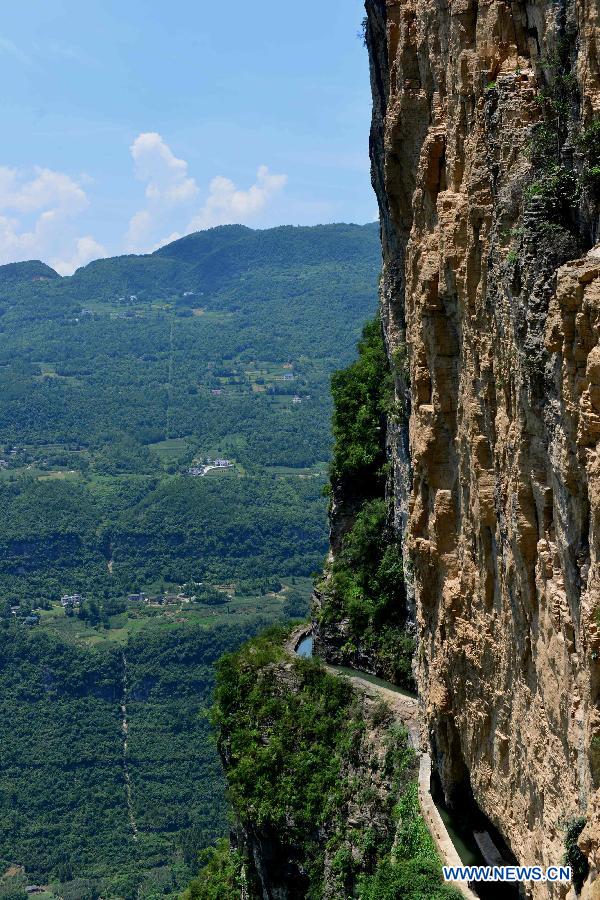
[0,135,289,272]
[0,166,88,214]
[126,132,198,251]
[131,132,197,205]
[126,132,288,252]
[52,236,108,276]
[188,165,288,231]
[125,209,154,250]
[0,166,105,275]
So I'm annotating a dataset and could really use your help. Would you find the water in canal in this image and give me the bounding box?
[293,632,521,898]
[296,634,313,658]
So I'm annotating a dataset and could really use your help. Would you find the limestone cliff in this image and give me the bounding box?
[362,0,600,895]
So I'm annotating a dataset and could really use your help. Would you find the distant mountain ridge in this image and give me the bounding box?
[0,219,383,897]
[152,223,253,264]
[0,259,61,288]
[0,222,380,303]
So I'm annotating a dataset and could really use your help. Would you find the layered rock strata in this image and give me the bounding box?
[362,0,600,895]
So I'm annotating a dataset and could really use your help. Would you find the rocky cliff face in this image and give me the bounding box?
[363,0,600,895]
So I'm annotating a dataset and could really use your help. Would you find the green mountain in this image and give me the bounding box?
[0,222,380,898]
[0,222,380,605]
[0,259,60,289]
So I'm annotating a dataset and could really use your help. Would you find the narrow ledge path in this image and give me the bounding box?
[287,626,478,900]
[120,650,139,843]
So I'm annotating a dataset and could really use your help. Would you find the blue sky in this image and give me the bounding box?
[0,0,374,273]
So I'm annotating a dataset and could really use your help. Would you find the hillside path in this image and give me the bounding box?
[287,627,478,900]
[120,650,139,843]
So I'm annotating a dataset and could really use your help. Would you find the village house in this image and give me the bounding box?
[60,594,82,608]
[189,458,231,476]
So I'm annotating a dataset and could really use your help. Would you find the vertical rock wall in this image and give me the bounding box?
[365,0,600,895]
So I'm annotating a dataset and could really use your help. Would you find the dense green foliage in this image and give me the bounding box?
[0,223,380,896]
[0,462,328,622]
[563,817,589,894]
[319,316,414,686]
[326,499,413,685]
[521,42,599,239]
[0,628,127,880]
[0,224,379,470]
[0,620,269,897]
[0,471,327,590]
[358,781,460,900]
[0,223,379,610]
[211,628,364,895]
[577,120,600,192]
[0,260,60,289]
[330,317,392,490]
[198,630,457,899]
[182,840,243,900]
[214,628,359,840]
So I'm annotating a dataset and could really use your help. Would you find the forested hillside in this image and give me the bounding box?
[0,621,268,899]
[0,223,379,613]
[0,223,380,898]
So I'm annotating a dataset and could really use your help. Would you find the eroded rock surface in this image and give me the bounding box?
[364,0,600,895]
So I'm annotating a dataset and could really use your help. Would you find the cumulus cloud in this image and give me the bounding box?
[0,166,105,274]
[126,132,197,249]
[0,134,289,271]
[52,236,108,276]
[126,132,288,252]
[130,132,198,205]
[188,165,288,231]
[125,209,154,251]
[125,132,199,251]
[0,166,88,215]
